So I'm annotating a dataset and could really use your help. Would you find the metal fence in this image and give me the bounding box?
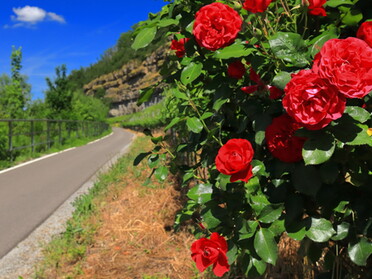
[0,119,109,161]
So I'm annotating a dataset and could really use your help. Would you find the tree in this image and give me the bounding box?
[0,47,30,118]
[45,64,73,119]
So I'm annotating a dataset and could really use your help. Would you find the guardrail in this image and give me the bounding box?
[0,119,109,161]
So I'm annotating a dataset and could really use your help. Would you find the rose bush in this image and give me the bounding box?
[132,0,372,277]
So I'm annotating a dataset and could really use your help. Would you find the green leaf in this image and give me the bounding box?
[187,183,213,204]
[151,136,163,144]
[344,106,371,123]
[332,222,350,241]
[309,30,338,57]
[155,166,168,181]
[214,43,254,59]
[272,71,292,90]
[258,204,283,223]
[302,132,335,165]
[131,27,157,50]
[213,97,228,111]
[238,220,258,240]
[181,62,203,85]
[202,206,226,229]
[287,222,307,241]
[172,88,188,100]
[251,160,268,177]
[200,112,214,120]
[133,151,151,166]
[332,116,372,146]
[268,32,309,67]
[251,257,267,275]
[164,117,181,131]
[186,117,203,133]
[254,228,278,265]
[292,165,322,197]
[341,9,363,26]
[137,87,155,105]
[348,238,372,266]
[226,241,238,265]
[326,0,354,7]
[157,18,179,27]
[269,219,285,236]
[306,218,336,243]
[148,154,159,168]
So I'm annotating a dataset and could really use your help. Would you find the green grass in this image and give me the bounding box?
[0,128,111,170]
[107,101,164,128]
[33,135,149,278]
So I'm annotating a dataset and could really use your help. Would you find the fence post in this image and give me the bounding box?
[47,120,51,149]
[31,120,35,153]
[8,121,13,161]
[58,121,62,145]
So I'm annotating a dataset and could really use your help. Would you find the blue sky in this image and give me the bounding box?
[0,0,167,100]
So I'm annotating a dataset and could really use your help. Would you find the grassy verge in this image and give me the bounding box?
[0,128,112,171]
[33,134,146,278]
[107,101,164,129]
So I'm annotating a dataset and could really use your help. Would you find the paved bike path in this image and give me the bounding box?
[0,127,133,259]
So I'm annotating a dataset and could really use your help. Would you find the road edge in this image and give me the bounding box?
[0,130,136,279]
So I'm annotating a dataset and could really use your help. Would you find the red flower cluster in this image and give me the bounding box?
[193,2,242,51]
[191,233,229,277]
[243,0,273,13]
[227,61,246,79]
[170,38,189,58]
[265,114,307,162]
[215,139,254,183]
[283,37,372,130]
[357,21,372,47]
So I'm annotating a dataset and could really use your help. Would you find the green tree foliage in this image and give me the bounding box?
[0,47,31,118]
[45,64,73,119]
[71,91,109,121]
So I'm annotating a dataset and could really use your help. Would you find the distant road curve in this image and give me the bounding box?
[0,127,134,259]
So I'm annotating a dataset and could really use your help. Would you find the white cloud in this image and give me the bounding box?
[46,12,66,24]
[6,6,66,28]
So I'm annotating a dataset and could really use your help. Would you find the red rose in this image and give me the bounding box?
[283,70,346,130]
[304,0,327,16]
[191,232,229,277]
[215,139,254,183]
[268,85,284,99]
[357,21,372,47]
[170,38,189,58]
[265,114,306,163]
[193,3,242,51]
[312,37,372,99]
[243,0,272,13]
[227,61,246,79]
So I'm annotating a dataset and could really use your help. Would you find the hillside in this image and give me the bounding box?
[83,45,167,117]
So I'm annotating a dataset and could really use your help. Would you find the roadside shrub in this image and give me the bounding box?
[133,0,372,278]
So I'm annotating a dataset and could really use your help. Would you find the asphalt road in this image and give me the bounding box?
[0,127,133,259]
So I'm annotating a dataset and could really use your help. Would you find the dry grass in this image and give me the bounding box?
[79,174,196,279]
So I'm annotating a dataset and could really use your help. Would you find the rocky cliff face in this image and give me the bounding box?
[83,46,167,117]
